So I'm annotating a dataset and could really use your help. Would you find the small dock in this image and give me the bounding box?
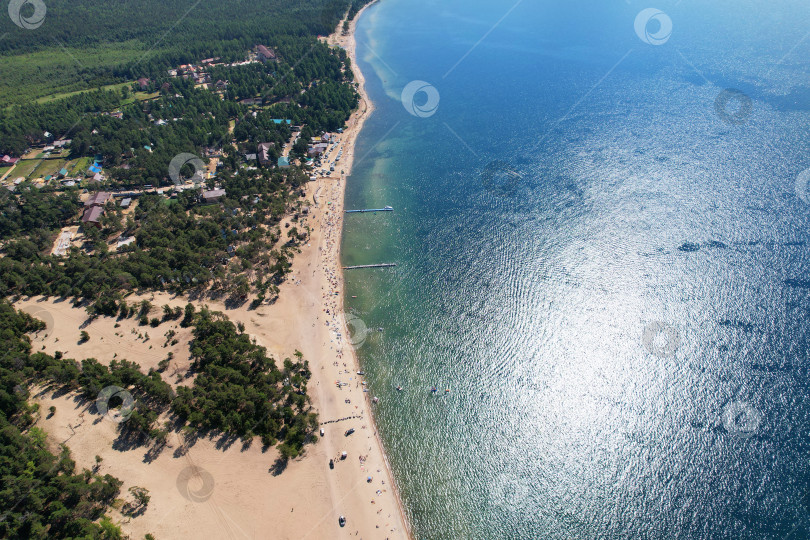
[345,206,393,214]
[343,264,397,270]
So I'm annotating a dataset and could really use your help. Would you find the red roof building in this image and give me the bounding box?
[256,45,277,62]
[81,206,104,227]
[85,191,111,207]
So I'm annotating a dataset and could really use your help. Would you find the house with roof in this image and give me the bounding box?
[202,188,226,203]
[256,45,277,62]
[278,156,290,168]
[308,143,328,157]
[257,142,274,165]
[81,206,104,228]
[1,155,18,165]
[85,191,111,207]
[137,77,150,89]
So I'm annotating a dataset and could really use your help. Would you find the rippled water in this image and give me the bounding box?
[342,0,810,538]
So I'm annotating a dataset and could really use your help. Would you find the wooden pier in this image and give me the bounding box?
[343,264,397,270]
[345,206,393,214]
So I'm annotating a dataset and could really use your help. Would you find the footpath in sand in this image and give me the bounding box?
[17,3,409,539]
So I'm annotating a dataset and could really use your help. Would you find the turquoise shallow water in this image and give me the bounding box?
[342,1,810,538]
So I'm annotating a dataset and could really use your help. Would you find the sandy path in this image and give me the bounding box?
[17,2,410,539]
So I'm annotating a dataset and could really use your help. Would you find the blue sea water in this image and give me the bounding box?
[342,1,810,538]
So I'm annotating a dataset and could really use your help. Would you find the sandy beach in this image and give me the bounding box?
[17,3,410,538]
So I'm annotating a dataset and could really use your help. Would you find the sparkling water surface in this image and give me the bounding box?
[342,1,810,538]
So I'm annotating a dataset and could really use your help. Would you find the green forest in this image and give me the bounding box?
[0,0,369,106]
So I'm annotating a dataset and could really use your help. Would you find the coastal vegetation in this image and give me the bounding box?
[0,297,318,536]
[0,0,373,535]
[0,303,125,539]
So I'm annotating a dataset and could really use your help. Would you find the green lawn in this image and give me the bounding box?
[28,158,68,180]
[70,157,91,176]
[10,159,42,179]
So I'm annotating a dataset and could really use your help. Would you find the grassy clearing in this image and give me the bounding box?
[34,82,133,105]
[0,40,146,107]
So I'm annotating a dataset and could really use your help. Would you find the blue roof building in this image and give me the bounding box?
[278,156,290,168]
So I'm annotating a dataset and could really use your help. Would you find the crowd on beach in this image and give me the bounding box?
[308,172,403,535]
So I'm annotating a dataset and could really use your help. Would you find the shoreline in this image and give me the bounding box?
[15,3,409,538]
[324,1,414,538]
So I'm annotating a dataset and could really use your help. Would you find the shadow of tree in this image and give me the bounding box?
[269,456,288,476]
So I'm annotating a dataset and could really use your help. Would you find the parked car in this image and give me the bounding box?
[344,428,355,436]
